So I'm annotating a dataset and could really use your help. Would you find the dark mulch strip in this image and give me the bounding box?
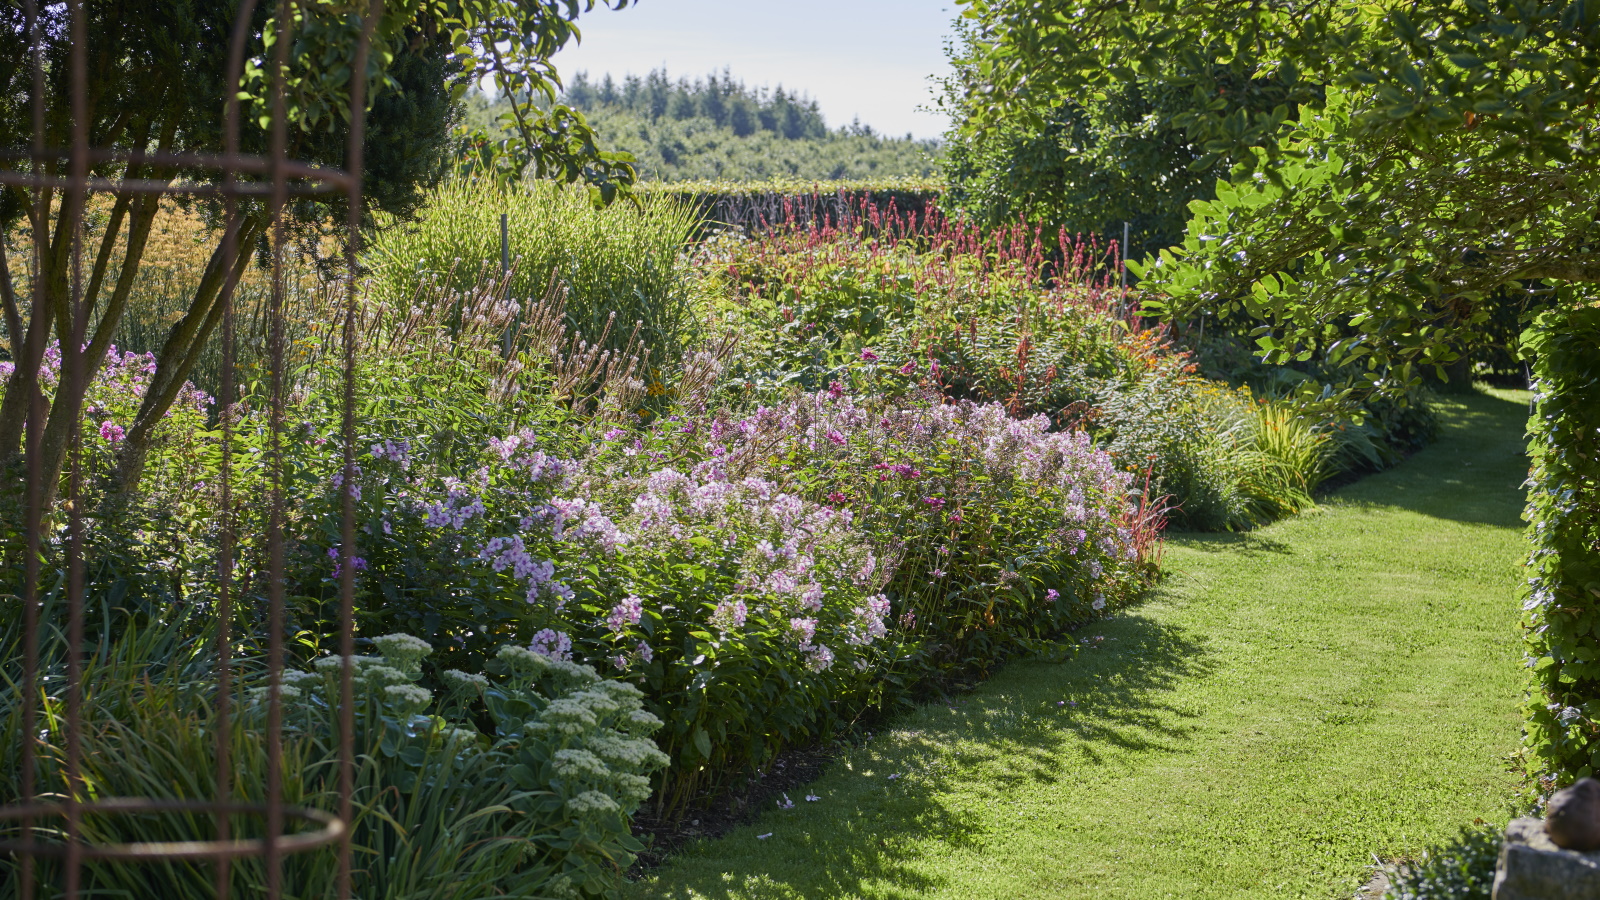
[626,675,985,874]
[628,743,841,873]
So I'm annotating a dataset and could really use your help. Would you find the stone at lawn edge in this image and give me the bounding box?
[1547,777,1600,851]
[1492,817,1600,900]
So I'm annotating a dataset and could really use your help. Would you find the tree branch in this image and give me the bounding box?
[0,236,21,359]
[1518,260,1600,285]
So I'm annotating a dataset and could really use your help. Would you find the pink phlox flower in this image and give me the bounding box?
[789,617,817,649]
[825,429,846,445]
[98,420,124,443]
[424,491,484,529]
[368,439,411,466]
[897,361,916,375]
[1046,589,1060,601]
[327,546,367,578]
[636,640,653,663]
[805,644,835,672]
[766,570,798,596]
[529,629,572,661]
[608,595,644,635]
[859,349,879,362]
[711,598,748,632]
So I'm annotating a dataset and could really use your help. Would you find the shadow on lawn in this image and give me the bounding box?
[1327,389,1530,530]
[643,613,1211,900]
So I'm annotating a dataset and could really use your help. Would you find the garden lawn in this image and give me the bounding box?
[627,387,1533,900]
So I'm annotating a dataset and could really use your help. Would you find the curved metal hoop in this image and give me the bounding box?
[0,799,345,861]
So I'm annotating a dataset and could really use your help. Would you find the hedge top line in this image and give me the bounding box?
[633,176,945,198]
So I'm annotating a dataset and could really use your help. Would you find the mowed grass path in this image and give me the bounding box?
[628,389,1532,900]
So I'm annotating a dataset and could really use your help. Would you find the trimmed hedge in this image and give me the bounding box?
[1523,301,1600,781]
[637,177,943,236]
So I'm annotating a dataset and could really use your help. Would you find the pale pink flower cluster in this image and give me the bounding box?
[530,628,572,661]
[607,595,644,635]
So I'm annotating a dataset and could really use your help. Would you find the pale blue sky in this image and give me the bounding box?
[551,0,961,139]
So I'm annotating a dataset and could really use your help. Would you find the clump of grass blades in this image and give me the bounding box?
[1229,402,1333,525]
[366,177,703,375]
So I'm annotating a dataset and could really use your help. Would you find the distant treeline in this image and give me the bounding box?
[563,69,843,141]
[464,69,942,182]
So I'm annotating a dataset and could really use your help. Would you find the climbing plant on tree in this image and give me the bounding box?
[0,0,637,495]
[957,0,1600,780]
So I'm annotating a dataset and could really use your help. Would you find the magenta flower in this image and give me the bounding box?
[1046,589,1059,601]
[922,497,945,508]
[859,349,879,362]
[98,420,124,443]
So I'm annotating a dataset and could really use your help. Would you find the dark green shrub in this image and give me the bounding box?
[1522,301,1600,781]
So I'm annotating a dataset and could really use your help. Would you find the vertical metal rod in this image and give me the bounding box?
[264,2,296,897]
[501,212,513,358]
[1120,221,1129,292]
[19,2,45,894]
[337,6,380,899]
[62,0,92,894]
[215,3,261,896]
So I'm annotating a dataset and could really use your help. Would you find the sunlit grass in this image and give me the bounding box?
[628,387,1532,900]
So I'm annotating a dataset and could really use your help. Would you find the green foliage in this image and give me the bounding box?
[1521,301,1600,782]
[939,19,1300,259]
[959,0,1600,396]
[1382,825,1501,900]
[0,627,666,899]
[643,177,942,237]
[366,176,701,368]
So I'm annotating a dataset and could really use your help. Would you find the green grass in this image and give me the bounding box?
[626,387,1534,900]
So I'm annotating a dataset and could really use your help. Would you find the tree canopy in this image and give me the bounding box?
[0,0,637,493]
[956,0,1600,390]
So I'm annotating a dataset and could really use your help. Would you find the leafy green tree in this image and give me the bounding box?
[0,0,637,494]
[957,0,1600,779]
[940,22,1302,260]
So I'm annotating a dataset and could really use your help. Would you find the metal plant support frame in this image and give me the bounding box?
[1,0,372,896]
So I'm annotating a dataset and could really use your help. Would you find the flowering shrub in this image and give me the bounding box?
[289,405,902,805]
[621,391,1153,673]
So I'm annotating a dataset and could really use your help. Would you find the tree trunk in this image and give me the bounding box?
[109,214,264,495]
